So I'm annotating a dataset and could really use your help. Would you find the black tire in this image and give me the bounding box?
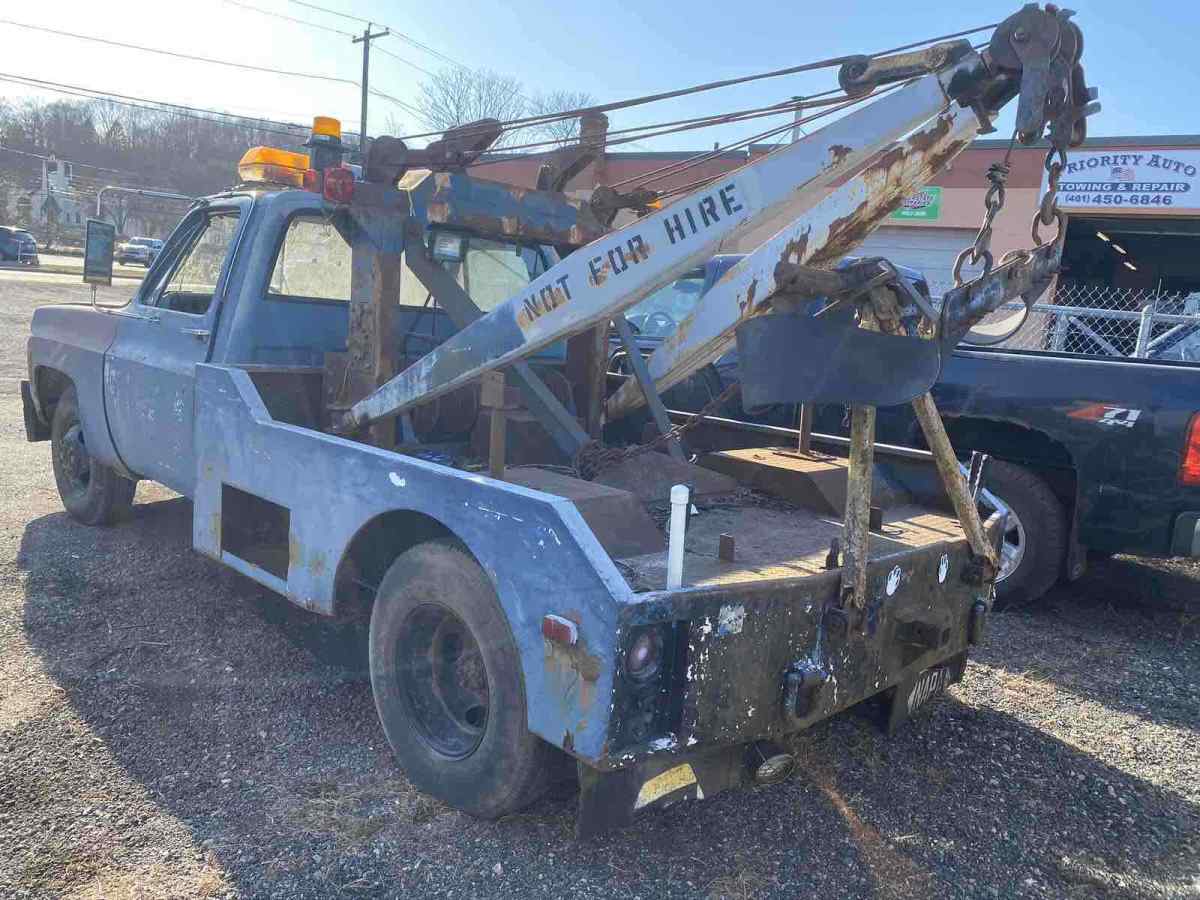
[50,385,136,526]
[369,540,555,818]
[984,460,1066,604]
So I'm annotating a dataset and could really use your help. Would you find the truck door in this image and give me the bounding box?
[104,202,247,495]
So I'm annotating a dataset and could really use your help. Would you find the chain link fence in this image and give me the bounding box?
[985,280,1200,360]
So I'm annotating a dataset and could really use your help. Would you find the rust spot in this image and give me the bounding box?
[740,277,758,315]
[829,144,854,167]
[781,227,811,267]
[589,258,611,287]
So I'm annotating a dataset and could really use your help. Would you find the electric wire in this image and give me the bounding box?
[288,0,466,69]
[0,72,317,141]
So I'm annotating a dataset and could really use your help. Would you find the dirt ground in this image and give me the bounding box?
[1,278,1198,899]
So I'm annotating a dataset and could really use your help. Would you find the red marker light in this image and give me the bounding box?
[541,614,578,646]
[1180,413,1200,486]
[323,166,354,204]
[302,168,319,192]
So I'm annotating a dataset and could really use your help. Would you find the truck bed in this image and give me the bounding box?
[616,500,963,591]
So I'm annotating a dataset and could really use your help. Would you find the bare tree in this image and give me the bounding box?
[526,90,596,146]
[414,67,525,146]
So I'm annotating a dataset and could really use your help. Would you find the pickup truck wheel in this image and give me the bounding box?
[983,460,1066,604]
[50,386,135,526]
[369,540,555,818]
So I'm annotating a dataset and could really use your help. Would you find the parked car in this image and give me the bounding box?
[0,226,39,265]
[609,255,1200,604]
[115,237,163,267]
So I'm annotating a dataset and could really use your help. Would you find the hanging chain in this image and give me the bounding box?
[573,381,741,480]
[1032,146,1069,247]
[952,137,1014,286]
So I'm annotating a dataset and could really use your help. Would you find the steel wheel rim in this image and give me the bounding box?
[997,506,1026,582]
[57,423,91,495]
[395,603,489,759]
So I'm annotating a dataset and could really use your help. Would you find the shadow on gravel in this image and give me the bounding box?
[13,495,1200,898]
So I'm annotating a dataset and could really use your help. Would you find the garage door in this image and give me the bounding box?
[853,226,980,297]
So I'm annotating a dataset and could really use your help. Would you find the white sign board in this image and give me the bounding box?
[1050,148,1200,211]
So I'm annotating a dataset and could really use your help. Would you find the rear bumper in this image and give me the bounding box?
[601,536,992,768]
[1171,512,1200,557]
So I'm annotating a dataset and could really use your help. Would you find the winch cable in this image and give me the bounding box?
[463,88,856,166]
[391,22,999,145]
[618,80,912,195]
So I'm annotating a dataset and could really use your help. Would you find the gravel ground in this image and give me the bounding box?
[1,278,1198,899]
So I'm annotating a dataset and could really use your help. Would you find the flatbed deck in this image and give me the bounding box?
[616,500,964,591]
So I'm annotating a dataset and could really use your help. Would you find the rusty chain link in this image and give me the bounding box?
[574,381,742,479]
[1032,146,1068,247]
[952,157,1011,286]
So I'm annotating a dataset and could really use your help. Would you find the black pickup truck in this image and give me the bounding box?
[612,258,1200,604]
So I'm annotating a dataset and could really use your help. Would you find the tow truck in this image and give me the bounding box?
[22,6,1097,836]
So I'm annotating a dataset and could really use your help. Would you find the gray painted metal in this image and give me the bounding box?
[346,70,976,428]
[606,103,983,419]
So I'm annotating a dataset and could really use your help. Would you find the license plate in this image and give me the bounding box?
[885,661,955,733]
[906,665,952,716]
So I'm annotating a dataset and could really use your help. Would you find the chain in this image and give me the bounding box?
[952,149,1012,286]
[573,381,742,479]
[1032,146,1069,247]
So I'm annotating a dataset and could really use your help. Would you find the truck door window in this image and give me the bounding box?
[269,215,352,303]
[151,211,241,315]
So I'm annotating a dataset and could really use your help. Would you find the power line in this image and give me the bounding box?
[0,17,365,89]
[222,0,355,37]
[222,1,436,77]
[0,72,316,140]
[289,0,466,69]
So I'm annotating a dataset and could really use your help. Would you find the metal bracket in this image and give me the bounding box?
[611,316,686,462]
[838,39,974,97]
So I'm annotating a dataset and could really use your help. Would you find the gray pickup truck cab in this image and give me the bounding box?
[22,135,1002,836]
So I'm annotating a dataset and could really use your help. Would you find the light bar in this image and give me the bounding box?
[1112,243,1127,255]
[1096,231,1110,241]
[1123,260,1137,271]
[237,146,311,188]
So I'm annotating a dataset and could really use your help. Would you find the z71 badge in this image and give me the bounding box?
[1068,403,1142,428]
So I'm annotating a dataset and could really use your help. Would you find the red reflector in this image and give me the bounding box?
[323,166,354,204]
[302,168,319,192]
[541,614,578,645]
[1181,413,1200,485]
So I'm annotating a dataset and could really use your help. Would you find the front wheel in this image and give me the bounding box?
[50,385,135,525]
[368,540,556,818]
[980,460,1066,604]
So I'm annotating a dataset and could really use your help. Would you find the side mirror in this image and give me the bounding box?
[83,219,116,287]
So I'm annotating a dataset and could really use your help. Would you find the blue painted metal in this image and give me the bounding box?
[192,362,629,760]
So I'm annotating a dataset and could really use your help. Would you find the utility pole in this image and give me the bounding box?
[791,96,805,143]
[353,24,390,154]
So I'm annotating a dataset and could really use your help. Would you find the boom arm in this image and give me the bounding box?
[340,57,984,431]
[343,4,1094,433]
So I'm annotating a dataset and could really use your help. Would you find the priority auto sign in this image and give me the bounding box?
[1050,148,1200,211]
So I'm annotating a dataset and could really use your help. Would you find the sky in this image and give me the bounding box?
[0,0,1196,156]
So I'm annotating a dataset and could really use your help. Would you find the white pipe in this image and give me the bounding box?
[666,483,690,590]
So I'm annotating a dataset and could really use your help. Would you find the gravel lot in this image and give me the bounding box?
[1,277,1198,899]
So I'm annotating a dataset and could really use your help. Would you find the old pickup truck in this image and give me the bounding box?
[19,7,1095,835]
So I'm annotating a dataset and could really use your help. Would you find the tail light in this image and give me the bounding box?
[323,166,355,204]
[1181,413,1200,485]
